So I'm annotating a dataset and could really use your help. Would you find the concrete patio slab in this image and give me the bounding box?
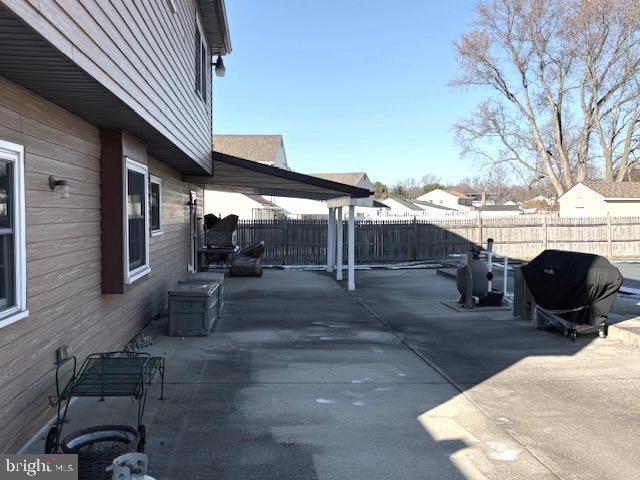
[26,269,640,479]
[354,269,640,480]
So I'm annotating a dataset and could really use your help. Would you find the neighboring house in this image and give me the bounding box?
[381,198,425,216]
[558,182,640,217]
[311,172,373,191]
[0,0,231,452]
[412,200,458,215]
[521,196,558,214]
[467,192,497,207]
[310,172,382,219]
[206,191,286,219]
[416,189,474,211]
[206,135,289,218]
[213,134,289,169]
[269,196,331,219]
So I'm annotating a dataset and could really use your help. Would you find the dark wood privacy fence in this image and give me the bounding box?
[236,216,640,265]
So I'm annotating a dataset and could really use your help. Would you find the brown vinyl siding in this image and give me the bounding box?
[0,0,212,173]
[0,76,203,452]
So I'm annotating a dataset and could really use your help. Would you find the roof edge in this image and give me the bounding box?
[200,0,232,55]
[211,151,373,198]
[216,0,232,54]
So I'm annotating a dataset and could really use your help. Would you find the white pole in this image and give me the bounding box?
[348,205,355,291]
[326,207,335,272]
[502,255,508,294]
[336,207,343,281]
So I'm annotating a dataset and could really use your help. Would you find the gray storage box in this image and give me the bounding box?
[184,272,225,283]
[168,283,219,336]
[180,272,225,317]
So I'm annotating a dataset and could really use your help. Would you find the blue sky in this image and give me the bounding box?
[213,0,481,185]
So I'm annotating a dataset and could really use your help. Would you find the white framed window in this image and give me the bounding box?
[124,158,151,284]
[195,17,208,102]
[150,175,163,236]
[0,139,28,329]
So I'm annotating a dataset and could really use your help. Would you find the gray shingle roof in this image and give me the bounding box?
[581,181,640,198]
[475,204,521,212]
[213,135,283,164]
[444,189,471,199]
[392,198,424,211]
[310,172,368,187]
[413,200,456,211]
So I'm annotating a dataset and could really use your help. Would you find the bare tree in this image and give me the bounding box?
[453,0,640,196]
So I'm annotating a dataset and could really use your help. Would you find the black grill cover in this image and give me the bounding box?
[521,250,623,325]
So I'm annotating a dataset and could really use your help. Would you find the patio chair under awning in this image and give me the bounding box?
[184,151,374,290]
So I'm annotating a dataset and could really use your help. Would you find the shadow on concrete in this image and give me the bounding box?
[351,267,640,479]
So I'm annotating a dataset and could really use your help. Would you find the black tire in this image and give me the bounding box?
[137,425,146,452]
[44,427,58,454]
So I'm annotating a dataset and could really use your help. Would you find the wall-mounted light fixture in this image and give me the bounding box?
[213,56,226,77]
[49,176,70,199]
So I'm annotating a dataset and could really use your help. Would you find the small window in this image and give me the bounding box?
[150,175,163,235]
[195,19,208,101]
[125,158,150,283]
[0,139,28,328]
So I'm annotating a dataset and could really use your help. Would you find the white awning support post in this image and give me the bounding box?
[348,205,356,291]
[502,255,509,295]
[336,207,343,281]
[326,207,336,272]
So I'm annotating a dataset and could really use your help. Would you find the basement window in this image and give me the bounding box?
[125,158,150,283]
[150,175,163,235]
[0,139,28,328]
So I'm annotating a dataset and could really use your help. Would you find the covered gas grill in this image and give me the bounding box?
[521,250,623,340]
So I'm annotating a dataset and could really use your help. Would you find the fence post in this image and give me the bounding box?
[477,212,483,246]
[542,215,548,251]
[412,217,418,261]
[607,213,613,259]
[282,217,288,265]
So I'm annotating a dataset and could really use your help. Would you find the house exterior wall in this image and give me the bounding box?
[559,184,640,217]
[272,143,288,169]
[0,76,202,452]
[381,198,420,215]
[417,189,471,211]
[354,174,374,191]
[205,190,265,219]
[0,0,213,172]
[559,184,606,217]
[603,200,640,216]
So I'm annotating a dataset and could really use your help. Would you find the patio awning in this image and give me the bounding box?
[184,151,373,200]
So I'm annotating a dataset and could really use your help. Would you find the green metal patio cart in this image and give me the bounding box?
[46,351,165,454]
